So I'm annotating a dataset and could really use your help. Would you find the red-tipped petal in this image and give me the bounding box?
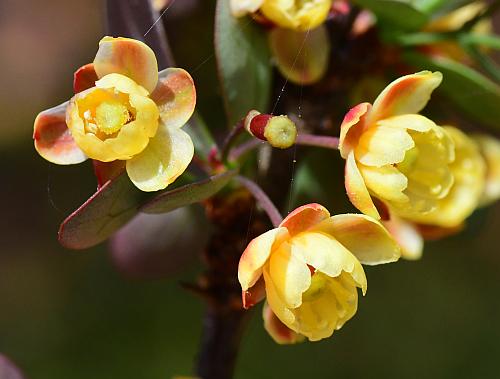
[263,302,304,345]
[338,102,371,158]
[280,203,330,236]
[242,277,266,309]
[33,102,87,165]
[93,160,126,188]
[150,68,197,129]
[73,63,98,94]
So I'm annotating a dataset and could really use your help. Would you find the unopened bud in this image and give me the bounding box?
[244,110,297,149]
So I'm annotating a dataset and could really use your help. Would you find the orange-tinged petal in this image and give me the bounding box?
[269,25,330,85]
[339,102,371,158]
[383,215,423,260]
[93,160,126,188]
[345,152,380,219]
[368,71,442,124]
[150,68,196,129]
[263,302,305,344]
[280,203,330,236]
[238,227,289,291]
[73,63,98,94]
[33,102,87,165]
[268,241,311,308]
[314,214,401,265]
[126,122,193,192]
[93,36,159,93]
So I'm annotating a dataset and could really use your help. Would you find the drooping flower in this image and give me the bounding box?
[383,127,486,260]
[339,71,455,220]
[230,0,332,31]
[474,134,500,207]
[238,203,400,342]
[34,36,196,192]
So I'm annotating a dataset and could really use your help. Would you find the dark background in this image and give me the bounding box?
[1,1,500,378]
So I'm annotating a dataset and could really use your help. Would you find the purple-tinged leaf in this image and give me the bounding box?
[110,205,210,279]
[141,170,237,214]
[58,172,146,250]
[0,355,25,379]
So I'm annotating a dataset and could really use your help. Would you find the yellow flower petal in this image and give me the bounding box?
[238,227,289,291]
[263,302,305,344]
[280,203,330,236]
[359,163,409,203]
[125,122,194,192]
[261,0,332,31]
[268,241,311,309]
[150,68,196,129]
[291,231,362,280]
[94,36,159,93]
[313,214,401,266]
[355,124,414,167]
[263,265,297,326]
[345,151,380,219]
[474,134,500,206]
[368,71,442,124]
[34,101,87,165]
[383,215,423,260]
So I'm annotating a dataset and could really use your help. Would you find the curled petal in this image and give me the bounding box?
[359,164,408,204]
[93,36,159,93]
[126,122,194,192]
[339,102,371,158]
[150,68,196,129]
[242,277,266,309]
[268,242,312,308]
[369,71,442,124]
[238,227,290,291]
[73,63,98,93]
[313,214,401,265]
[355,124,414,167]
[345,152,379,219]
[33,102,87,165]
[383,215,423,261]
[291,231,363,279]
[280,203,330,236]
[263,302,304,344]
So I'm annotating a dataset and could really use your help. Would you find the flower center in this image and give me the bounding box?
[95,101,130,135]
[302,271,328,302]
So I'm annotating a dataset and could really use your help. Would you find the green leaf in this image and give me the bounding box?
[215,0,272,126]
[59,172,146,250]
[186,112,216,160]
[352,0,429,31]
[141,170,238,214]
[404,52,500,130]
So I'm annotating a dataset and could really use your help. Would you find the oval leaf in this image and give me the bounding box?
[215,0,272,126]
[59,172,146,250]
[141,170,237,214]
[352,0,428,31]
[404,52,500,130]
[110,206,210,279]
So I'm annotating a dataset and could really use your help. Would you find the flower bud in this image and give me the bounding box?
[244,110,297,149]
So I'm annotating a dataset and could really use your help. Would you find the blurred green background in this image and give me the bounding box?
[1,1,500,378]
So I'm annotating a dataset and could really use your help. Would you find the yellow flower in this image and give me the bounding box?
[238,203,400,342]
[34,37,196,192]
[398,127,485,227]
[230,0,332,31]
[339,71,455,220]
[474,134,500,206]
